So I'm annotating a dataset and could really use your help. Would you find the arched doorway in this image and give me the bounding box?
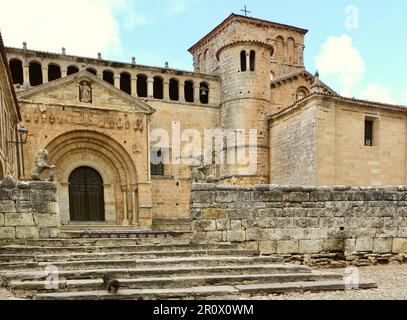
[69,166,105,222]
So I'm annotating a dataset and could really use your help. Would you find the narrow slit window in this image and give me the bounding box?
[240,50,247,72]
[365,120,373,147]
[250,50,256,71]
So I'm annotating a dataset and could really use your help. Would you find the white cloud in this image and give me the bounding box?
[315,34,365,96]
[168,0,188,13]
[361,84,395,104]
[0,0,123,57]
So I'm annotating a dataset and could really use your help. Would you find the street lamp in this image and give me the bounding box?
[7,126,29,179]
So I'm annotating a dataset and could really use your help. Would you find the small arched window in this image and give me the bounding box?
[48,63,61,81]
[240,50,247,72]
[199,82,209,104]
[296,87,309,101]
[9,59,23,85]
[250,50,256,71]
[29,61,43,86]
[67,65,79,75]
[169,78,179,101]
[102,70,114,85]
[153,76,164,99]
[270,71,275,81]
[86,68,97,76]
[184,80,194,103]
[137,74,148,97]
[120,72,131,94]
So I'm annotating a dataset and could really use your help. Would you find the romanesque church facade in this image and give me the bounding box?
[2,14,407,230]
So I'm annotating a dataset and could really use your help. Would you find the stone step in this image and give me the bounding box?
[58,230,190,240]
[9,272,343,293]
[0,243,240,255]
[0,264,311,283]
[0,256,282,271]
[33,280,378,300]
[0,249,261,263]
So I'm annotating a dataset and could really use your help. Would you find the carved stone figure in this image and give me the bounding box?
[79,81,92,103]
[191,155,214,183]
[31,149,56,182]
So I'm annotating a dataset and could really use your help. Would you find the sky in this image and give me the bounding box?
[0,0,406,105]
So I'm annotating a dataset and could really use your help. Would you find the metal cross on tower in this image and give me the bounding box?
[240,5,251,17]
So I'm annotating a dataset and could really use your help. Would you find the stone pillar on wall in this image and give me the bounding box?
[42,67,48,84]
[193,84,200,104]
[114,74,120,90]
[23,64,30,86]
[131,76,138,97]
[132,185,138,226]
[163,80,170,100]
[61,68,67,78]
[179,82,185,102]
[147,78,154,98]
[122,185,129,226]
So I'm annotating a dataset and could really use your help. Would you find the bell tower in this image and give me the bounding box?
[189,14,308,184]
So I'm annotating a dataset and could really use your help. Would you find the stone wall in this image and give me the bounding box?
[0,176,60,240]
[191,184,407,267]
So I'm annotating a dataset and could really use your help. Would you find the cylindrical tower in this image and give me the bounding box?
[217,41,273,185]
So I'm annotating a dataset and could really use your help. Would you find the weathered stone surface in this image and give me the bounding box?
[215,219,230,231]
[277,240,299,254]
[355,238,374,252]
[33,213,60,228]
[226,230,246,242]
[5,213,35,227]
[202,208,227,220]
[15,227,39,239]
[0,227,15,239]
[259,241,277,255]
[0,213,4,226]
[373,238,392,253]
[299,240,323,254]
[392,238,407,254]
[192,220,216,232]
[28,181,57,191]
[0,176,17,189]
[323,239,344,251]
[0,200,16,213]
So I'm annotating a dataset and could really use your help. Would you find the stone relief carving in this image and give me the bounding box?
[191,155,214,183]
[31,149,56,182]
[79,81,92,103]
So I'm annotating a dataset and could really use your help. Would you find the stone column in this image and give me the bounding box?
[246,52,250,71]
[42,67,48,84]
[147,78,154,98]
[208,85,214,105]
[122,185,129,226]
[283,41,288,64]
[193,84,200,104]
[179,82,185,102]
[163,80,170,100]
[61,68,67,78]
[294,44,299,66]
[23,64,30,86]
[114,74,120,90]
[132,185,138,226]
[131,75,138,97]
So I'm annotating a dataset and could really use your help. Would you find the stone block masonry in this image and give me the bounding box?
[190,184,407,267]
[0,176,60,240]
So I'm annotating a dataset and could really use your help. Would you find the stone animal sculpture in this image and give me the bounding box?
[103,273,120,293]
[191,155,214,183]
[31,149,56,181]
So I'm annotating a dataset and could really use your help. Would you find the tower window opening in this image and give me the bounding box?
[9,59,23,85]
[86,68,97,76]
[240,50,247,72]
[250,50,256,71]
[199,82,209,104]
[365,119,374,147]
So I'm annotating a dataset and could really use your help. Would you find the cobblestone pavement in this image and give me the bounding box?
[245,264,407,300]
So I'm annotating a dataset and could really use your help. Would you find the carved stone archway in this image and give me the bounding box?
[45,130,138,225]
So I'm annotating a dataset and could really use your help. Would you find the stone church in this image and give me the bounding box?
[2,14,407,231]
